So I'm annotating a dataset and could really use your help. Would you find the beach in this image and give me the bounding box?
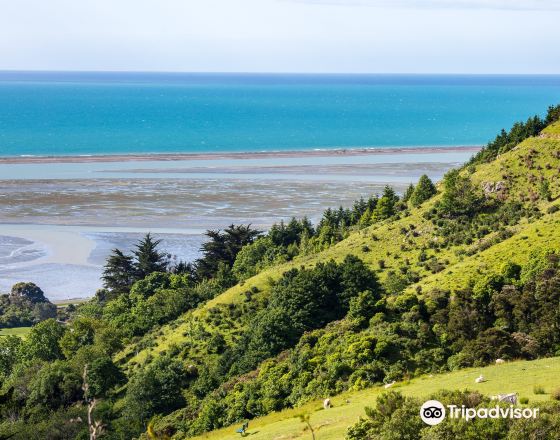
[0,145,479,164]
[0,147,475,300]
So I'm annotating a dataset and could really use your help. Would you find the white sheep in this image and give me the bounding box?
[384,381,396,389]
[323,398,331,409]
[475,375,485,383]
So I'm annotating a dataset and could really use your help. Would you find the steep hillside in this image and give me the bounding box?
[122,121,560,370]
[121,118,560,438]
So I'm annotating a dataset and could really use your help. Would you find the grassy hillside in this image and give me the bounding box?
[190,357,560,440]
[542,120,560,137]
[116,117,560,438]
[0,327,31,339]
[121,122,560,369]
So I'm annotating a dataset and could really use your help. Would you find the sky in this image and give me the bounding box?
[1,0,559,73]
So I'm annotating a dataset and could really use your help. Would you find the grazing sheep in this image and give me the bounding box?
[384,381,396,389]
[475,375,485,383]
[495,359,506,365]
[323,398,331,409]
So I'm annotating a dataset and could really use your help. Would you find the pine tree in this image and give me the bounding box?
[133,233,168,280]
[439,169,481,217]
[359,207,372,228]
[409,174,436,207]
[402,184,415,203]
[372,186,398,221]
[102,249,135,294]
[195,225,261,280]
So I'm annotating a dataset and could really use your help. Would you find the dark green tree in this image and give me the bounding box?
[85,356,125,398]
[133,233,169,280]
[28,361,82,409]
[237,307,299,371]
[124,356,186,425]
[1,282,56,327]
[402,184,415,203]
[9,282,47,303]
[373,186,399,221]
[24,319,66,362]
[195,224,262,280]
[409,174,436,207]
[102,248,135,295]
[269,217,313,247]
[339,254,382,308]
[545,103,560,124]
[439,169,482,217]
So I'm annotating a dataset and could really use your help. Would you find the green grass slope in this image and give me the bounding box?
[120,126,560,370]
[0,327,31,339]
[190,357,560,440]
[541,120,560,137]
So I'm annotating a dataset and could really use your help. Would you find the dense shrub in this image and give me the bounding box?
[347,390,560,440]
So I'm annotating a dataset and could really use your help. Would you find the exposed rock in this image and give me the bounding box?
[482,181,507,195]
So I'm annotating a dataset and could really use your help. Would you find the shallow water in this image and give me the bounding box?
[0,149,470,299]
[0,228,205,300]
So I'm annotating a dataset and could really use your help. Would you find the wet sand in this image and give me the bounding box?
[0,147,478,299]
[0,226,205,299]
[0,145,480,164]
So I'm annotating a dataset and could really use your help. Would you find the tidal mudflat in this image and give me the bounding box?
[0,147,475,299]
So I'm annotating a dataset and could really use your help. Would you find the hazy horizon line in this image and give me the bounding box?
[1,69,560,76]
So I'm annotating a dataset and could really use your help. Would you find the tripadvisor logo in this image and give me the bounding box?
[420,399,540,426]
[420,400,446,425]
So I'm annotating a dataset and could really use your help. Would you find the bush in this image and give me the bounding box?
[520,397,529,404]
[551,388,560,401]
[124,355,187,424]
[534,385,546,395]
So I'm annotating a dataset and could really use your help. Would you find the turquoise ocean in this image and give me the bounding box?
[1,72,560,156]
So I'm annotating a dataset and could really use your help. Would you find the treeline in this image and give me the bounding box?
[468,103,560,166]
[234,179,436,281]
[94,174,437,340]
[101,174,437,296]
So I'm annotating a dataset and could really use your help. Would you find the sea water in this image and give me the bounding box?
[1,72,560,156]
